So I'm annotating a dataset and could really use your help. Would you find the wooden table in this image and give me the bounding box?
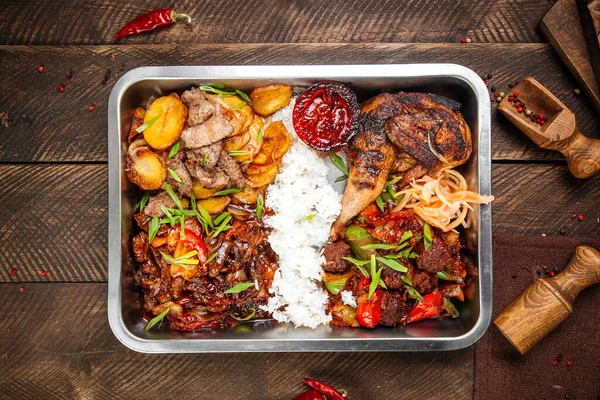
[0,1,598,398]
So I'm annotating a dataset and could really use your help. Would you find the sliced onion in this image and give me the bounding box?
[427,133,449,164]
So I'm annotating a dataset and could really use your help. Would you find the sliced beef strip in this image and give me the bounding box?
[166,156,193,197]
[144,192,177,217]
[379,290,407,327]
[132,232,149,263]
[417,231,461,274]
[407,263,438,295]
[180,115,233,149]
[193,167,230,190]
[321,241,352,273]
[181,87,207,106]
[218,150,245,189]
[185,141,223,174]
[188,99,215,126]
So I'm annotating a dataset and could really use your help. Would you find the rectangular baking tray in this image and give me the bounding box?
[108,64,492,353]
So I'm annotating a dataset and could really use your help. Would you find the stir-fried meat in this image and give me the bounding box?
[144,192,177,217]
[406,263,437,295]
[218,150,245,189]
[172,307,228,331]
[185,142,223,172]
[321,241,352,273]
[166,155,193,197]
[194,167,230,190]
[188,99,215,126]
[180,115,233,149]
[381,260,410,290]
[132,232,149,262]
[416,231,461,274]
[181,87,207,105]
[380,290,408,326]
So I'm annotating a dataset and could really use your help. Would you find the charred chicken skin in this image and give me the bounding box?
[330,92,472,239]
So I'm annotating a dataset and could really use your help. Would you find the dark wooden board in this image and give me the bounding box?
[0,283,474,400]
[0,44,598,163]
[0,0,556,45]
[540,0,600,113]
[1,163,598,283]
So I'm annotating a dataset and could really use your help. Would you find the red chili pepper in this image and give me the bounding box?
[114,9,192,41]
[302,379,345,400]
[356,288,382,328]
[407,291,443,323]
[293,390,326,400]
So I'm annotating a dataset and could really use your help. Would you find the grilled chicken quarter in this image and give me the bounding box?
[330,92,472,240]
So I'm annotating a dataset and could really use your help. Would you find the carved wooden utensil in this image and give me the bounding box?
[498,76,600,179]
[494,246,600,355]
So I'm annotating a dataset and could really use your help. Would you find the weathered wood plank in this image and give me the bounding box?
[1,163,598,283]
[0,283,473,400]
[0,0,555,45]
[0,44,597,163]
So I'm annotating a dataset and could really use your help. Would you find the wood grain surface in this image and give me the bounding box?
[0,283,474,400]
[0,44,598,163]
[1,163,597,283]
[0,0,556,45]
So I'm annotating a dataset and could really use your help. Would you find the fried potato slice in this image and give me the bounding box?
[192,181,220,200]
[221,96,254,136]
[197,196,230,215]
[223,129,250,152]
[252,121,291,165]
[126,148,166,190]
[231,115,264,164]
[245,161,280,188]
[231,185,267,204]
[250,84,292,117]
[143,95,188,150]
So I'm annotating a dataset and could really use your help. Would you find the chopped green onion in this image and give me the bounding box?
[228,150,250,157]
[305,214,316,221]
[196,202,213,228]
[213,188,240,196]
[361,243,402,250]
[386,183,398,200]
[375,195,385,212]
[342,257,370,266]
[376,256,408,272]
[256,194,264,219]
[168,168,182,183]
[229,102,246,111]
[224,281,255,294]
[443,298,460,318]
[387,175,403,186]
[399,230,413,244]
[324,277,348,295]
[436,271,463,283]
[211,215,232,239]
[190,191,197,211]
[199,85,236,97]
[162,183,183,211]
[257,127,264,146]
[213,212,230,226]
[136,193,150,212]
[423,223,432,250]
[379,279,388,289]
[145,307,170,331]
[167,142,180,159]
[205,252,218,264]
[235,89,252,104]
[203,153,208,166]
[160,251,199,265]
[328,151,348,176]
[179,214,186,239]
[161,205,175,226]
[357,216,366,224]
[356,264,370,279]
[334,175,348,183]
[148,216,159,242]
[368,255,382,299]
[135,113,161,133]
[404,285,424,302]
[232,308,256,321]
[401,275,413,286]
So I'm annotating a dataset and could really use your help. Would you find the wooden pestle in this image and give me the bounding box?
[494,246,600,355]
[498,77,600,179]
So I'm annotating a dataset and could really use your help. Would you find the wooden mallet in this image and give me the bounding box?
[498,76,600,179]
[494,246,600,355]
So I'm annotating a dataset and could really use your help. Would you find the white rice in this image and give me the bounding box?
[340,290,357,308]
[261,101,342,328]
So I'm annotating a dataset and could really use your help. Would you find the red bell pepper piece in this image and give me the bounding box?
[407,291,443,323]
[356,288,382,329]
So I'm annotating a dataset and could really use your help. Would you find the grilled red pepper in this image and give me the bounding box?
[293,390,326,400]
[407,291,443,323]
[114,9,191,41]
[356,278,382,329]
[302,379,345,400]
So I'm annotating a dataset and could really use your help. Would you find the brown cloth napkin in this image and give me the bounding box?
[475,235,600,400]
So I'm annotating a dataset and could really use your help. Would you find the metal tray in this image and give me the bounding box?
[108,64,492,353]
